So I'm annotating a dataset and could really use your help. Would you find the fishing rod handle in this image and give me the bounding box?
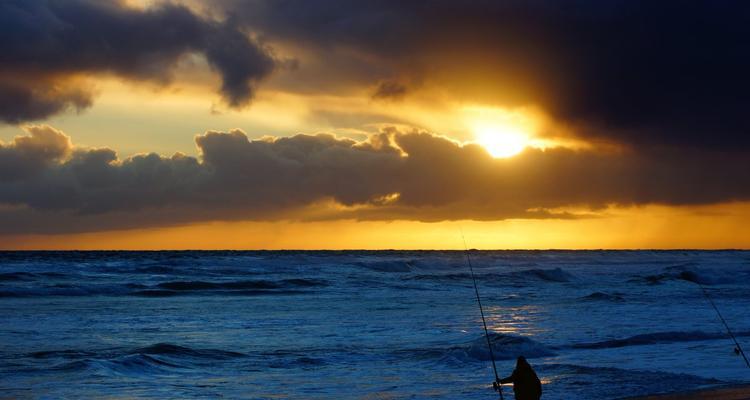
[492,380,504,399]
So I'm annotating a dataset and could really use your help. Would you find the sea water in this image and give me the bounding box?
[0,251,748,399]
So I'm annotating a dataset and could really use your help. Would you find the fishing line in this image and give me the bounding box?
[460,229,504,399]
[694,281,750,369]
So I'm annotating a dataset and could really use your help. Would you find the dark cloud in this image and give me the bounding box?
[0,0,276,123]
[1,126,748,234]
[202,19,276,107]
[218,0,750,150]
[372,80,407,101]
[0,80,93,124]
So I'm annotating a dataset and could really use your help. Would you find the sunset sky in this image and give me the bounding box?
[1,0,749,249]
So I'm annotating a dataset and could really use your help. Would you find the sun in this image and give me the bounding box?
[464,105,539,158]
[474,123,529,158]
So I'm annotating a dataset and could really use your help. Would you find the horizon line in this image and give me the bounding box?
[1,248,748,252]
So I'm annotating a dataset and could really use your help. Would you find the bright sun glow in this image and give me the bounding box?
[464,106,540,158]
[474,123,529,158]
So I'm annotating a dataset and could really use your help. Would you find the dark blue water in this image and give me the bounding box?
[1,251,749,399]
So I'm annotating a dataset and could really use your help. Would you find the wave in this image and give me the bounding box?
[133,343,245,359]
[52,354,184,376]
[31,349,97,359]
[0,271,70,281]
[356,260,414,273]
[0,272,37,281]
[129,289,183,297]
[132,289,309,297]
[36,342,336,376]
[672,269,740,286]
[283,278,327,287]
[408,267,573,285]
[0,285,132,298]
[132,265,179,274]
[294,356,326,366]
[396,333,556,363]
[156,278,327,291]
[628,273,671,285]
[569,330,750,350]
[0,278,325,298]
[41,343,246,376]
[408,272,474,282]
[512,268,573,282]
[630,265,749,286]
[466,332,557,361]
[579,292,625,302]
[540,363,723,398]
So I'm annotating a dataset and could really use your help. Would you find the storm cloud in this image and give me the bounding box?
[218,0,750,150]
[1,126,748,234]
[0,0,276,123]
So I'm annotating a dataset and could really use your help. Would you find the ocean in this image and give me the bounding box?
[1,250,748,399]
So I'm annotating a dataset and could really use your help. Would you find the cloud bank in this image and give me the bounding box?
[1,126,748,234]
[2,1,749,236]
[0,0,276,123]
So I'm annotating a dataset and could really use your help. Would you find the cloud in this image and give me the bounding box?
[372,80,407,101]
[0,0,276,123]
[5,0,747,151]
[0,125,72,180]
[1,125,748,234]
[216,0,750,150]
[0,80,93,124]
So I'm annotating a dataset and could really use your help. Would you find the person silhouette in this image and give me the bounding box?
[496,356,542,400]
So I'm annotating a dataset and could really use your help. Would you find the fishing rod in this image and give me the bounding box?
[694,281,750,369]
[461,229,504,399]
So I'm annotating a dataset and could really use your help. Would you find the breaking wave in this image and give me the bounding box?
[52,354,183,375]
[40,343,247,376]
[397,333,556,363]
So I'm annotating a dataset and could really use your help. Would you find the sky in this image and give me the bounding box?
[1,0,749,249]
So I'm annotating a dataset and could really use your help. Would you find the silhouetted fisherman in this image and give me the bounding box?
[495,356,542,400]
